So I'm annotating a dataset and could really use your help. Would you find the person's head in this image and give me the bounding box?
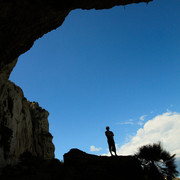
[106,126,110,131]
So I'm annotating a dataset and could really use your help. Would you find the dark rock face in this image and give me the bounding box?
[0,156,63,180]
[63,149,144,180]
[0,0,152,66]
[0,149,144,180]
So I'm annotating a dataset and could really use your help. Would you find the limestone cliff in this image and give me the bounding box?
[0,80,54,167]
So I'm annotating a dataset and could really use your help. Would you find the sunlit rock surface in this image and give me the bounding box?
[0,81,54,167]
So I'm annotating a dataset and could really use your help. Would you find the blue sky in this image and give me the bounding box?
[10,0,180,173]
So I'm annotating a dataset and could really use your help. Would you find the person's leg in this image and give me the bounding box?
[108,144,113,156]
[114,146,117,156]
[114,151,117,156]
[112,143,117,156]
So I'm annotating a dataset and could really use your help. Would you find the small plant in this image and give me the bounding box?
[135,142,179,180]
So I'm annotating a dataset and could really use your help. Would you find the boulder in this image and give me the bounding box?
[64,148,144,180]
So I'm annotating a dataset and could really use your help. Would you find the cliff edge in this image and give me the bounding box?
[0,80,55,167]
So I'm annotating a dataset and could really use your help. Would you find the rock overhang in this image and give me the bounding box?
[0,0,153,68]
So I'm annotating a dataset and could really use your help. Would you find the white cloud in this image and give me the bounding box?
[117,119,135,125]
[116,111,180,173]
[138,115,147,126]
[138,121,143,126]
[117,111,180,155]
[119,115,148,126]
[139,115,147,121]
[90,145,102,152]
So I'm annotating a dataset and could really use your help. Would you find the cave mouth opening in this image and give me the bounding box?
[8,0,180,168]
[10,7,134,159]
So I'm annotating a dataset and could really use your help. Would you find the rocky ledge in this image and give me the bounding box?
[64,149,144,180]
[0,148,144,180]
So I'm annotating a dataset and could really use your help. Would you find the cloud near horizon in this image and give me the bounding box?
[116,111,180,174]
[138,115,147,126]
[119,114,148,126]
[90,145,102,152]
[118,119,135,125]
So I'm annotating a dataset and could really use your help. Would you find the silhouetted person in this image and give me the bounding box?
[105,126,117,156]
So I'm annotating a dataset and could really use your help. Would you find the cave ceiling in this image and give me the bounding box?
[0,0,152,69]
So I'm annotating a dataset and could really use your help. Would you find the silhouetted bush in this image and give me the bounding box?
[135,142,179,180]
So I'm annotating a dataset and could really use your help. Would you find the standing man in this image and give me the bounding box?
[105,126,117,156]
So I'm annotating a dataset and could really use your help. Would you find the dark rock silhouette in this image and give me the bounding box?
[0,149,145,180]
[0,0,152,67]
[64,148,144,180]
[1,148,178,180]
